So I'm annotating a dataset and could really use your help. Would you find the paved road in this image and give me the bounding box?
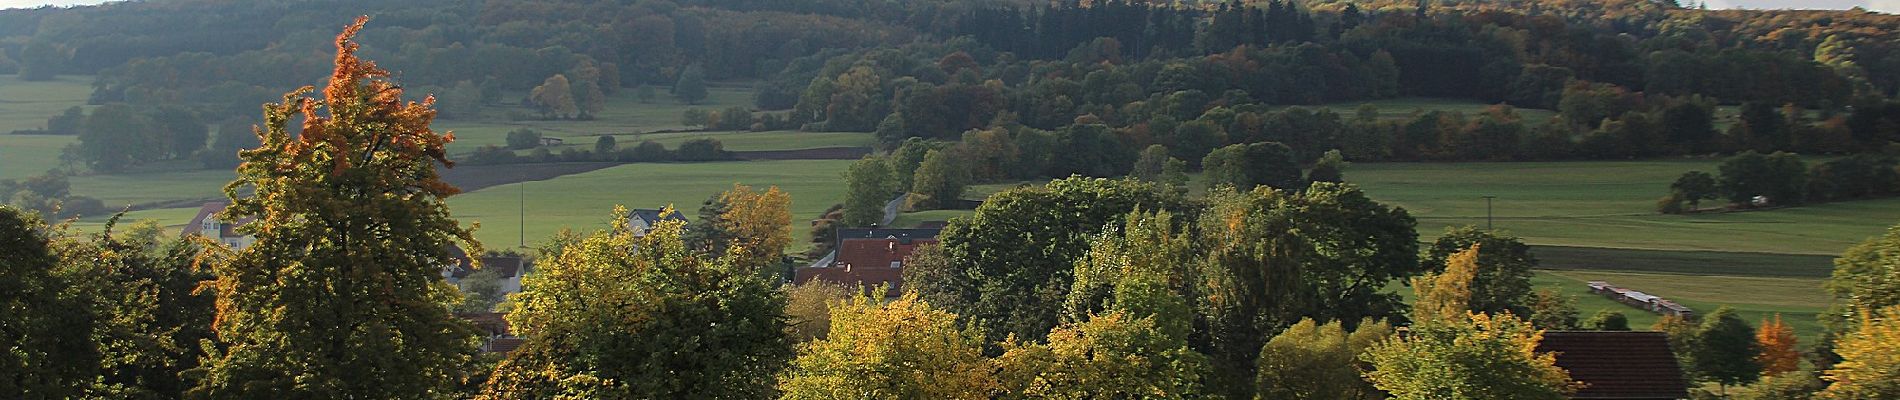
[805,193,906,269]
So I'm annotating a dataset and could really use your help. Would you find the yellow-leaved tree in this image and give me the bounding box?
[1820,306,1900,399]
[189,17,481,399]
[717,184,793,273]
[778,294,995,399]
[1413,244,1482,323]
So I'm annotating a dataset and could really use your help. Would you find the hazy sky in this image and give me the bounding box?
[1,0,1896,12]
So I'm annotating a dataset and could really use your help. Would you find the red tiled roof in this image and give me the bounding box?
[795,237,936,297]
[1537,331,1688,400]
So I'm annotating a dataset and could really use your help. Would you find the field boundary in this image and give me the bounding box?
[1533,245,1835,278]
[732,147,872,160]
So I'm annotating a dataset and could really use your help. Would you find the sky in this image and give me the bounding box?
[0,0,1896,12]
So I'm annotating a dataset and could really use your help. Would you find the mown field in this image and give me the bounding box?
[0,75,91,180]
[447,160,854,251]
[1534,271,1830,343]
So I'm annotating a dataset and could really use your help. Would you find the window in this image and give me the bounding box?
[890,261,902,269]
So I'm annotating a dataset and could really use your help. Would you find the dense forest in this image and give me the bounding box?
[6,0,1900,179]
[6,1,1900,399]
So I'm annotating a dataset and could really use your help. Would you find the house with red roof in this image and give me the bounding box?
[795,228,940,298]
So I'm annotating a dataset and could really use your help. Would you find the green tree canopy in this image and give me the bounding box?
[1424,227,1539,316]
[1692,306,1764,394]
[479,208,791,399]
[1201,141,1302,192]
[1825,224,1900,334]
[778,294,995,399]
[0,206,96,399]
[841,155,895,227]
[909,149,969,210]
[674,63,709,105]
[1362,313,1578,400]
[1255,318,1391,400]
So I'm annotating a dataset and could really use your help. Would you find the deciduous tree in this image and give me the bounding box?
[1757,314,1801,377]
[674,63,708,105]
[996,311,1206,399]
[478,208,791,399]
[1424,227,1539,316]
[1362,312,1578,400]
[189,19,481,398]
[1825,224,1900,334]
[841,156,894,227]
[1693,307,1764,394]
[1255,318,1390,400]
[529,74,577,119]
[716,184,794,274]
[1819,306,1900,399]
[909,149,968,210]
[0,206,96,400]
[778,294,994,400]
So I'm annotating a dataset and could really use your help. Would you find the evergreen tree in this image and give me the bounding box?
[189,19,481,398]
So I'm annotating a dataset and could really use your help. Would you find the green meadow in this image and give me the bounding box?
[0,75,91,179]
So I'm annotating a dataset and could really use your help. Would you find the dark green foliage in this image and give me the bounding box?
[1202,142,1302,192]
[146,106,208,159]
[1806,154,1899,202]
[1671,171,1719,210]
[1308,149,1347,183]
[1586,310,1631,331]
[504,128,542,150]
[1718,151,1808,207]
[55,222,218,398]
[909,149,968,210]
[17,40,60,81]
[1527,289,1580,330]
[0,207,96,399]
[842,156,895,226]
[593,135,616,154]
[675,138,729,161]
[1423,227,1539,316]
[45,106,84,135]
[76,104,160,173]
[674,64,708,105]
[915,177,1182,345]
[1690,307,1763,391]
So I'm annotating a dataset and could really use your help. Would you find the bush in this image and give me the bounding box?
[676,139,729,161]
[505,128,542,150]
[464,145,520,165]
[627,140,673,162]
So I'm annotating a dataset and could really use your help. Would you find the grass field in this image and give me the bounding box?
[447,159,854,252]
[1534,271,1828,342]
[434,86,761,156]
[0,75,92,180]
[889,209,976,228]
[1351,160,1900,256]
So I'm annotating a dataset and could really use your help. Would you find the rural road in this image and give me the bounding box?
[805,193,907,270]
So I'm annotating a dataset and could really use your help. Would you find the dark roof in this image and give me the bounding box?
[629,208,688,224]
[1537,331,1689,400]
[487,338,527,353]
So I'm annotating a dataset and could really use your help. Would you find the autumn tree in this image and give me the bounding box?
[1757,314,1801,377]
[715,184,794,276]
[478,208,791,399]
[1255,318,1391,400]
[0,206,95,399]
[1362,312,1578,400]
[995,311,1207,399]
[1424,227,1539,316]
[778,294,995,399]
[529,74,577,119]
[1693,307,1764,395]
[784,280,851,343]
[1414,245,1482,323]
[1819,306,1900,399]
[188,18,482,398]
[841,155,895,227]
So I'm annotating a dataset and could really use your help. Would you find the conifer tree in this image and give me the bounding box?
[188,17,481,398]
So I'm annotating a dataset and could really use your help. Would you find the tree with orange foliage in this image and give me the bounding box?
[716,184,793,275]
[1756,314,1801,377]
[188,17,481,399]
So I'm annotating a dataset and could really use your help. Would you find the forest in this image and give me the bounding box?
[5,0,1900,399]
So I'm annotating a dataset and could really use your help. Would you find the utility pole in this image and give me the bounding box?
[519,178,527,248]
[1482,195,1496,231]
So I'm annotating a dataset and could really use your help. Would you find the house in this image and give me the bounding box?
[795,228,941,298]
[539,137,565,146]
[460,312,526,354]
[440,250,533,295]
[627,208,689,236]
[1537,331,1689,400]
[180,202,254,249]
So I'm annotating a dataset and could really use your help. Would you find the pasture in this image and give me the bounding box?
[1533,271,1829,343]
[0,75,91,179]
[446,159,854,252]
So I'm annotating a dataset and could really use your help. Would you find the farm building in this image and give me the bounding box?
[627,208,689,236]
[180,201,254,249]
[796,228,941,298]
[1588,281,1696,319]
[1538,331,1689,400]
